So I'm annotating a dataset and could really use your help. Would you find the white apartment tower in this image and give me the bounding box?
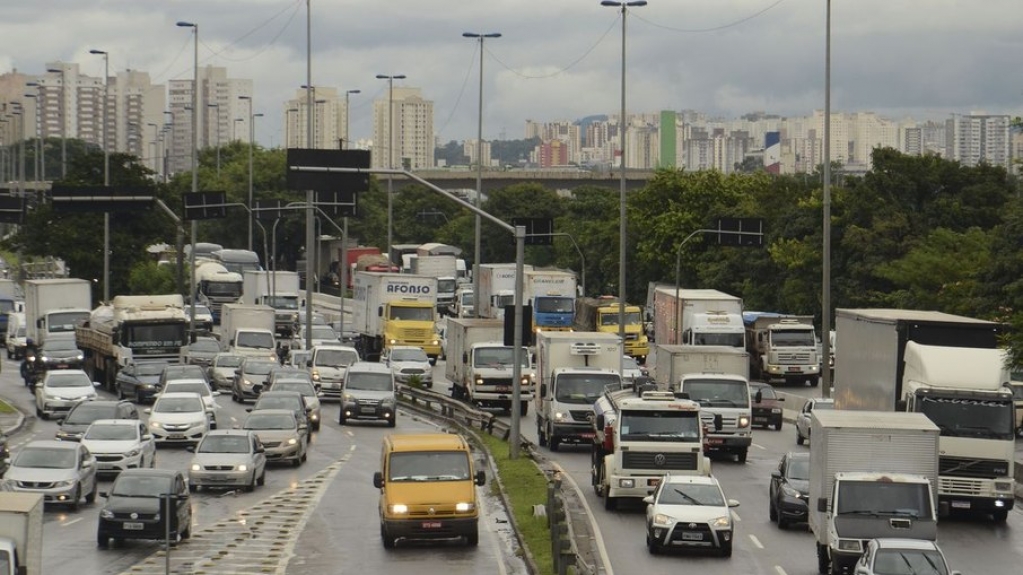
[167,66,252,174]
[283,87,346,150]
[946,113,1012,169]
[372,87,434,170]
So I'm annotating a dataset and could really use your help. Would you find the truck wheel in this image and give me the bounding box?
[817,543,830,574]
[603,485,617,510]
[519,401,529,416]
[993,509,1009,522]
[736,448,748,463]
[381,525,396,549]
[537,422,547,447]
[97,530,109,548]
[796,431,805,446]
[811,377,820,387]
[549,434,560,452]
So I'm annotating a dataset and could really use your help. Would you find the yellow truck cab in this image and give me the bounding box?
[372,433,486,548]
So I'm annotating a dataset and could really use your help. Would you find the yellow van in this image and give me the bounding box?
[372,433,486,548]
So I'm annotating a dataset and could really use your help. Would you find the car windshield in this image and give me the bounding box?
[657,483,726,506]
[346,373,393,392]
[244,413,295,430]
[111,474,174,497]
[85,424,137,441]
[622,357,640,370]
[391,348,428,362]
[315,349,359,367]
[274,382,315,396]
[388,452,471,482]
[13,447,76,469]
[46,373,92,388]
[136,363,167,377]
[190,340,220,352]
[236,331,275,349]
[164,366,205,380]
[153,397,203,413]
[555,373,620,404]
[813,401,834,411]
[195,305,212,316]
[215,355,243,368]
[199,435,250,454]
[871,549,948,575]
[310,327,337,340]
[244,362,276,375]
[43,339,79,352]
[787,458,810,480]
[256,397,301,411]
[65,404,115,424]
[165,383,210,397]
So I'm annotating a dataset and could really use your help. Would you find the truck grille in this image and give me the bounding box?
[622,451,699,471]
[569,410,593,423]
[777,351,812,363]
[699,413,738,429]
[939,456,1009,479]
[402,329,431,340]
[939,477,986,496]
[486,378,514,386]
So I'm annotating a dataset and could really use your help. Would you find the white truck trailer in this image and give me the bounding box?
[242,271,301,337]
[650,286,745,348]
[591,388,709,510]
[0,492,43,575]
[444,318,533,415]
[351,271,441,362]
[194,260,242,323]
[219,303,277,361]
[656,344,753,462]
[477,263,533,320]
[412,255,459,314]
[535,331,623,451]
[834,308,1015,521]
[24,278,92,346]
[809,410,939,575]
[743,312,820,386]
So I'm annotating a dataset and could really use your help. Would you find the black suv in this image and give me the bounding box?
[35,337,85,373]
[56,400,140,442]
[97,469,192,547]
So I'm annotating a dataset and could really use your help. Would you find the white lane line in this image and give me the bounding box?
[752,443,766,450]
[775,566,789,575]
[748,534,764,549]
[731,510,741,522]
[552,461,613,575]
[63,517,83,527]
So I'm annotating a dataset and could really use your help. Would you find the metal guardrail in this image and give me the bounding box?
[395,383,512,440]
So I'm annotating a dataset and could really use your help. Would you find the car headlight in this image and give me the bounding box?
[191,463,201,471]
[782,484,802,499]
[40,355,49,362]
[150,421,163,429]
[54,479,75,488]
[100,509,115,520]
[390,504,408,514]
[388,339,397,345]
[309,413,319,421]
[311,371,320,381]
[237,464,248,472]
[652,513,673,526]
[76,353,84,360]
[554,412,566,421]
[619,479,635,488]
[287,438,298,445]
[837,539,862,552]
[125,448,141,458]
[141,383,155,389]
[430,340,439,346]
[475,376,484,386]
[455,502,475,512]
[381,398,396,407]
[243,379,253,387]
[710,515,731,529]
[45,394,59,401]
[738,415,750,428]
[343,393,355,402]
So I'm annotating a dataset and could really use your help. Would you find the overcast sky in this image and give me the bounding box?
[4,0,1021,147]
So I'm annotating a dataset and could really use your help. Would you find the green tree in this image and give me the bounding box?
[128,261,177,294]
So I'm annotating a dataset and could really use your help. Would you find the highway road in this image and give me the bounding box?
[0,354,526,575]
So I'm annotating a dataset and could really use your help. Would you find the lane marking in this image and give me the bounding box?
[775,566,789,575]
[731,510,741,522]
[62,517,82,527]
[748,534,764,549]
[752,443,766,450]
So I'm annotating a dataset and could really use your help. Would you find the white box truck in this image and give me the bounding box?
[242,271,301,337]
[477,263,532,320]
[411,255,458,314]
[352,271,441,362]
[650,286,745,349]
[809,410,939,575]
[535,331,622,451]
[0,492,43,575]
[444,318,533,415]
[220,303,277,361]
[744,312,820,386]
[656,344,752,462]
[834,308,1015,521]
[24,278,92,346]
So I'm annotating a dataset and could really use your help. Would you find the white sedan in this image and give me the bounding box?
[145,392,210,446]
[35,369,99,420]
[80,419,156,475]
[854,538,960,575]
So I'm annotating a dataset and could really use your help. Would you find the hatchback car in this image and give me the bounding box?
[241,409,307,466]
[750,382,785,430]
[115,361,169,403]
[37,337,85,371]
[381,346,433,388]
[854,538,960,575]
[795,397,834,445]
[769,451,809,529]
[187,430,267,492]
[35,369,100,420]
[2,440,98,511]
[187,304,214,333]
[81,419,156,476]
[55,399,140,442]
[644,474,739,556]
[294,324,341,349]
[266,378,322,431]
[308,345,360,401]
[208,353,244,391]
[287,349,312,370]
[183,337,221,367]
[339,362,397,427]
[250,391,310,435]
[620,355,647,385]
[145,392,210,446]
[160,379,220,429]
[97,469,192,548]
[232,358,278,402]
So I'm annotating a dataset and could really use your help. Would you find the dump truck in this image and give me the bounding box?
[743,312,820,385]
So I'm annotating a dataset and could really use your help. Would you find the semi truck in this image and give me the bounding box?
[834,308,1016,521]
[743,312,820,385]
[477,263,533,320]
[193,260,243,322]
[535,331,623,451]
[219,303,277,361]
[76,295,190,391]
[411,255,458,314]
[656,344,753,462]
[650,286,745,348]
[444,318,533,414]
[591,387,709,510]
[809,410,939,575]
[242,271,301,338]
[351,271,442,362]
[24,278,92,346]
[574,296,650,362]
[0,493,43,575]
[525,269,577,333]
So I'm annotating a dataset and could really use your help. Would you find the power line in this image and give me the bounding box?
[632,0,789,33]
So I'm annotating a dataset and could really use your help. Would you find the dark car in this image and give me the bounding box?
[96,469,192,547]
[36,337,85,372]
[249,391,310,436]
[232,359,277,402]
[750,382,785,430]
[769,452,810,529]
[115,362,169,404]
[55,400,140,442]
[183,337,221,367]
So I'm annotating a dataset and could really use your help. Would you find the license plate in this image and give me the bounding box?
[707,438,723,445]
[681,532,703,541]
[787,367,800,372]
[123,522,144,530]
[360,407,376,414]
[421,521,442,529]
[579,433,594,439]
[496,385,510,393]
[56,364,69,369]
[169,434,185,440]
[951,501,971,509]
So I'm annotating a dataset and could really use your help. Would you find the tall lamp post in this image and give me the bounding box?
[286,107,299,147]
[239,95,256,251]
[339,88,360,339]
[177,20,200,340]
[463,32,501,317]
[375,74,405,263]
[147,122,159,173]
[304,0,315,349]
[821,0,833,396]
[25,82,45,181]
[45,66,67,178]
[343,89,360,150]
[89,48,111,303]
[601,0,646,373]
[21,93,40,183]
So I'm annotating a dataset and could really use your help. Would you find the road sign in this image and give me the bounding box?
[0,193,24,223]
[314,189,357,217]
[254,199,287,222]
[50,185,154,213]
[183,191,227,220]
[512,217,554,246]
[714,217,764,246]
[287,149,371,193]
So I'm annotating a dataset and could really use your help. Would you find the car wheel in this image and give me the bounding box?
[796,429,805,445]
[769,499,777,521]
[387,416,396,428]
[245,473,256,492]
[774,420,783,431]
[646,533,660,555]
[189,483,197,493]
[257,469,266,486]
[97,530,109,548]
[135,390,144,405]
[778,515,789,529]
[720,542,733,558]
[292,456,302,468]
[35,404,43,418]
[70,486,82,512]
[465,529,479,547]
[313,421,321,432]
[86,481,98,504]
[180,522,191,540]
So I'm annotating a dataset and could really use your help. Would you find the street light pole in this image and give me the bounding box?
[22,93,40,183]
[89,49,111,303]
[343,89,360,150]
[821,0,833,397]
[340,88,359,339]
[177,20,200,339]
[602,0,646,372]
[463,32,501,317]
[375,74,405,264]
[239,95,255,251]
[304,0,315,349]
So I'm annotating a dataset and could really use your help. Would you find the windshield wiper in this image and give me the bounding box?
[838,510,878,516]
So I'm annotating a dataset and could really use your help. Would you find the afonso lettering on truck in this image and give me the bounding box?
[385,283,432,295]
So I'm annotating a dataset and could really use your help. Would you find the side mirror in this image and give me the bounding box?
[144,408,152,414]
[93,381,102,388]
[100,491,109,498]
[540,383,547,398]
[462,352,468,364]
[245,408,253,413]
[771,470,781,479]
[727,499,740,508]
[474,470,486,486]
[373,471,384,489]
[55,418,65,424]
[754,390,763,403]
[777,397,785,402]
[306,360,313,368]
[595,414,605,430]
[235,369,242,375]
[817,497,828,513]
[642,495,654,505]
[255,445,265,453]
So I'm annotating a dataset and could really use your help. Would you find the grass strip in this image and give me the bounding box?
[0,399,16,414]
[478,432,554,575]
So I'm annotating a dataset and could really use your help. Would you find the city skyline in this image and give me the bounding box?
[1,1,1019,149]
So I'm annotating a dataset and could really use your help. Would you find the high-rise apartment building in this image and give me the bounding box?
[167,66,252,174]
[283,87,348,150]
[946,113,1011,169]
[372,87,434,170]
[463,139,492,167]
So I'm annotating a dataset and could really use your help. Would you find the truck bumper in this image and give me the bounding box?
[765,364,819,379]
[607,474,664,498]
[551,422,594,442]
[939,493,1015,514]
[624,341,649,359]
[704,434,752,452]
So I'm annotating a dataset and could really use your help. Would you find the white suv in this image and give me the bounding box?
[309,345,360,401]
[643,474,740,557]
[381,346,433,388]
